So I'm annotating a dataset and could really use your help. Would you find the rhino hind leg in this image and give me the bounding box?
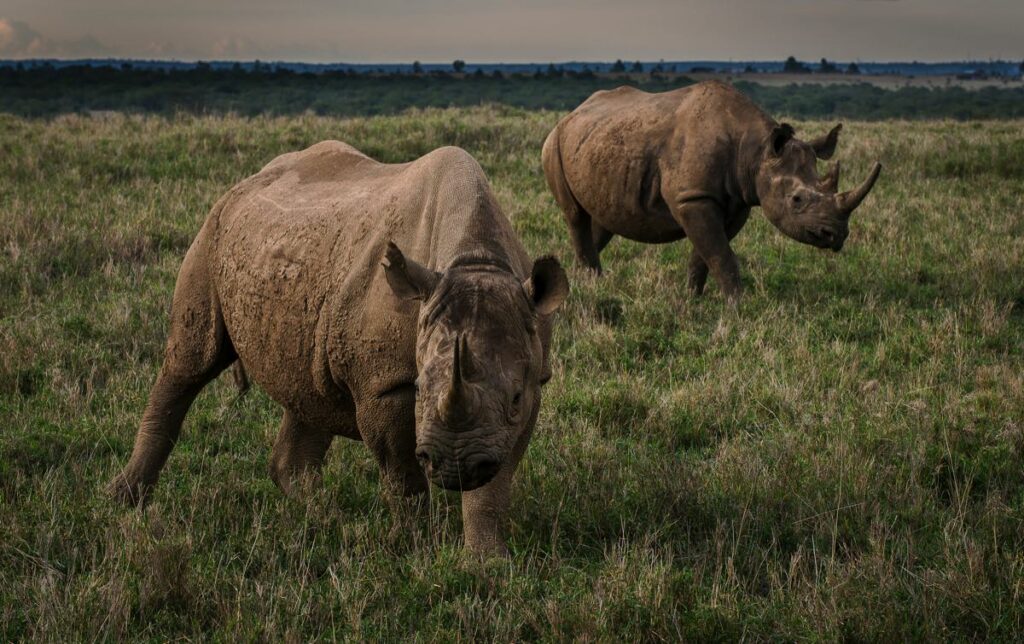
[542,129,604,274]
[269,411,333,497]
[687,249,710,296]
[565,209,604,274]
[592,223,614,255]
[230,361,250,394]
[108,230,237,506]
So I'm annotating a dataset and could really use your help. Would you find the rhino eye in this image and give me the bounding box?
[508,391,523,422]
[792,195,803,205]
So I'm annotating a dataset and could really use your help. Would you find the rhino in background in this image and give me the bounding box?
[542,80,882,302]
[108,142,569,557]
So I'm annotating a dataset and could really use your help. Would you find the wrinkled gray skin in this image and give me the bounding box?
[108,142,569,556]
[543,81,882,302]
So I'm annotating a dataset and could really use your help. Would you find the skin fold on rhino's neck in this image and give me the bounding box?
[733,117,775,209]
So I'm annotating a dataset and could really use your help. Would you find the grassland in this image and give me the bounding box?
[1,108,1023,640]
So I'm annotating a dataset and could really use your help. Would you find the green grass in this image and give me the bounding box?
[2,108,1023,640]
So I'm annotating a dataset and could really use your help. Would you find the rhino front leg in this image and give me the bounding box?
[108,231,236,506]
[460,402,538,557]
[674,200,742,304]
[108,372,210,505]
[687,251,709,296]
[356,392,429,498]
[269,411,333,496]
[686,208,749,299]
[461,467,513,557]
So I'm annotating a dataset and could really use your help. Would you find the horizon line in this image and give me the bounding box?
[2,57,1022,66]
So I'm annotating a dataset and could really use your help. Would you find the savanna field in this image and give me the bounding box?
[1,107,1023,639]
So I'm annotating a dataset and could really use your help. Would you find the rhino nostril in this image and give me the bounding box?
[415,447,434,469]
[466,455,500,481]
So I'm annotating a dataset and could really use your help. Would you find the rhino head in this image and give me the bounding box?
[382,242,568,491]
[755,123,882,252]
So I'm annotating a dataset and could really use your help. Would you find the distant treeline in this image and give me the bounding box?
[2,63,1023,120]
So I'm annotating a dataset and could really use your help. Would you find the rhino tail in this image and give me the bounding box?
[230,361,250,396]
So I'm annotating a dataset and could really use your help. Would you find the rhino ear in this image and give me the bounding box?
[524,256,569,316]
[809,123,842,160]
[769,123,795,156]
[382,241,439,302]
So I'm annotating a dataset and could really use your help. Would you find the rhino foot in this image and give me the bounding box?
[106,472,152,507]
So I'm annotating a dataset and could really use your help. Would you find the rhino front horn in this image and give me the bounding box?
[438,333,473,424]
[836,162,882,215]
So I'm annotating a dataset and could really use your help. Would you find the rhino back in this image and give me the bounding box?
[208,142,526,421]
[555,87,686,239]
[553,82,771,240]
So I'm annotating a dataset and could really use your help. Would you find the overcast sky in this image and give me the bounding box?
[1,0,1021,63]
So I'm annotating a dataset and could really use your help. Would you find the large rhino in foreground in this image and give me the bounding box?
[542,81,881,302]
[109,142,569,556]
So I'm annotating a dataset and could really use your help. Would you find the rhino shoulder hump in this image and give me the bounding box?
[259,140,368,174]
[421,146,487,182]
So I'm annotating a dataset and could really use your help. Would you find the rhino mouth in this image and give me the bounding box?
[807,225,846,252]
[415,445,502,491]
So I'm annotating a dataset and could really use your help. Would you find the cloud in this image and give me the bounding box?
[0,19,45,56]
[0,18,113,58]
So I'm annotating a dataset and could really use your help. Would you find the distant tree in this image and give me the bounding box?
[1019,60,1024,75]
[631,60,643,73]
[819,58,838,73]
[744,64,755,73]
[652,59,665,73]
[491,69,503,79]
[846,62,861,75]
[783,56,810,73]
[412,60,423,74]
[611,59,626,73]
[452,59,466,73]
[473,67,485,78]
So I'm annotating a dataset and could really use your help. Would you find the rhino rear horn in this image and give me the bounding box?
[819,161,841,193]
[836,162,882,215]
